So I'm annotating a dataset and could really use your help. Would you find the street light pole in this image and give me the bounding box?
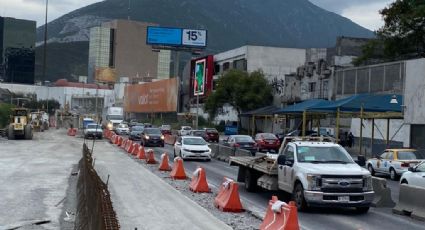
[196,91,199,129]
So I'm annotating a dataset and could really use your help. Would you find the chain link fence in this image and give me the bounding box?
[75,144,120,230]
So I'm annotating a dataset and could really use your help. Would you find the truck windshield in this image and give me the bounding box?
[297,146,354,164]
[107,115,123,120]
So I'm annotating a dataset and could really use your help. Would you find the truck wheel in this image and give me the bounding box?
[293,183,308,211]
[8,125,15,140]
[24,125,33,140]
[367,164,375,176]
[244,168,258,192]
[355,207,370,214]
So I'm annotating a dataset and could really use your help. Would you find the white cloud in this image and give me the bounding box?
[0,0,101,27]
[341,1,393,31]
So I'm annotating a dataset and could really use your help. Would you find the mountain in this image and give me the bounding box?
[35,0,374,81]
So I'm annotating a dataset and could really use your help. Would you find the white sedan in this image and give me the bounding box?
[115,123,130,135]
[400,161,425,188]
[173,136,211,161]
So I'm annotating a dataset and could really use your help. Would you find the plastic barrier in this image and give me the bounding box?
[393,184,425,220]
[189,167,210,193]
[126,141,135,153]
[146,149,157,164]
[259,196,299,230]
[121,139,128,149]
[170,157,187,179]
[164,134,177,145]
[131,143,140,155]
[137,146,146,160]
[116,136,123,146]
[158,153,172,171]
[214,177,243,212]
[371,177,395,208]
[67,128,77,136]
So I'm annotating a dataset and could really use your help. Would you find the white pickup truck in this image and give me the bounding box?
[229,138,374,213]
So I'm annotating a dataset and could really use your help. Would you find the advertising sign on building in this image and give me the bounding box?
[124,78,178,113]
[194,59,206,96]
[190,55,214,97]
[146,26,207,48]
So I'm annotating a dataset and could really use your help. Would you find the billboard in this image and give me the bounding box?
[146,26,207,48]
[194,59,206,96]
[124,78,178,113]
[190,55,214,98]
[95,67,117,83]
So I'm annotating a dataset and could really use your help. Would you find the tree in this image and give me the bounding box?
[0,103,14,128]
[205,69,273,121]
[354,0,425,65]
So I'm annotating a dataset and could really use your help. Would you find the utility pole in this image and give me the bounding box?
[127,0,131,20]
[43,0,49,112]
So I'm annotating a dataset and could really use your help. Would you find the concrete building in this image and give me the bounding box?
[213,45,306,107]
[88,20,170,83]
[0,81,115,114]
[0,17,36,84]
[283,37,371,104]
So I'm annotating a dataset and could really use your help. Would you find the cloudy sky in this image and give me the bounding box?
[0,0,393,31]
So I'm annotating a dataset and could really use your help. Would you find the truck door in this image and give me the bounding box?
[278,145,295,192]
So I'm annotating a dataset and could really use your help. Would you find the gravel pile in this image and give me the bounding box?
[127,153,263,230]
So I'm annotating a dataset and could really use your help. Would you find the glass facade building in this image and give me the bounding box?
[0,17,36,84]
[88,27,114,83]
[157,50,171,79]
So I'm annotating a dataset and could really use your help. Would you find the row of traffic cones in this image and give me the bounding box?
[107,135,299,229]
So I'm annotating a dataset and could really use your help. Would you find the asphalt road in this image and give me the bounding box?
[148,143,424,230]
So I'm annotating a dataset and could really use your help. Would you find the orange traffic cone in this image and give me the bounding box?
[137,146,146,159]
[189,167,210,193]
[158,153,172,171]
[146,149,157,164]
[259,196,299,230]
[131,143,139,155]
[170,157,187,179]
[214,177,244,212]
[126,140,134,152]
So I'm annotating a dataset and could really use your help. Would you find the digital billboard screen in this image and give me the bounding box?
[194,59,206,96]
[146,27,182,46]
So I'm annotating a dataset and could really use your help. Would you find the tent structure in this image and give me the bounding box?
[276,99,331,114]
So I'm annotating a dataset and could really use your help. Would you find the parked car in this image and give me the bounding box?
[400,161,425,188]
[129,125,144,141]
[179,126,192,136]
[160,124,172,135]
[254,133,281,153]
[173,136,211,161]
[224,135,257,155]
[367,149,425,180]
[115,123,130,135]
[83,123,103,139]
[190,130,206,137]
[203,128,219,142]
[141,128,164,147]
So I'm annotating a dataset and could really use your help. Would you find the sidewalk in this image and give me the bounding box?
[92,141,232,230]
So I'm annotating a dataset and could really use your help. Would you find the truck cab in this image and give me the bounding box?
[277,140,373,213]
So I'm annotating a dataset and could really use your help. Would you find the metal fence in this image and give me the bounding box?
[75,144,120,230]
[335,61,404,97]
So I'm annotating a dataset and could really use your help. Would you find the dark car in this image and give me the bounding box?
[144,123,153,128]
[129,125,144,140]
[160,124,172,135]
[224,135,257,156]
[203,128,219,142]
[190,130,206,137]
[141,128,164,147]
[254,133,280,153]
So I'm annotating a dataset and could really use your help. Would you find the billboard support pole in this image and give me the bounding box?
[196,90,199,129]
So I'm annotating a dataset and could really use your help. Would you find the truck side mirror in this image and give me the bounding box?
[356,155,366,167]
[408,167,415,172]
[277,155,286,165]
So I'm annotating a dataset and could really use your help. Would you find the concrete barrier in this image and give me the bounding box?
[210,144,219,158]
[371,177,395,208]
[234,148,252,157]
[217,145,235,162]
[393,184,425,221]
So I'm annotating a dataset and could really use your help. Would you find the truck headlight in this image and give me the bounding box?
[107,123,113,130]
[307,174,322,191]
[363,176,373,191]
[160,135,165,140]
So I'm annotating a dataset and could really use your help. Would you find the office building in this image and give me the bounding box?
[0,17,36,84]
